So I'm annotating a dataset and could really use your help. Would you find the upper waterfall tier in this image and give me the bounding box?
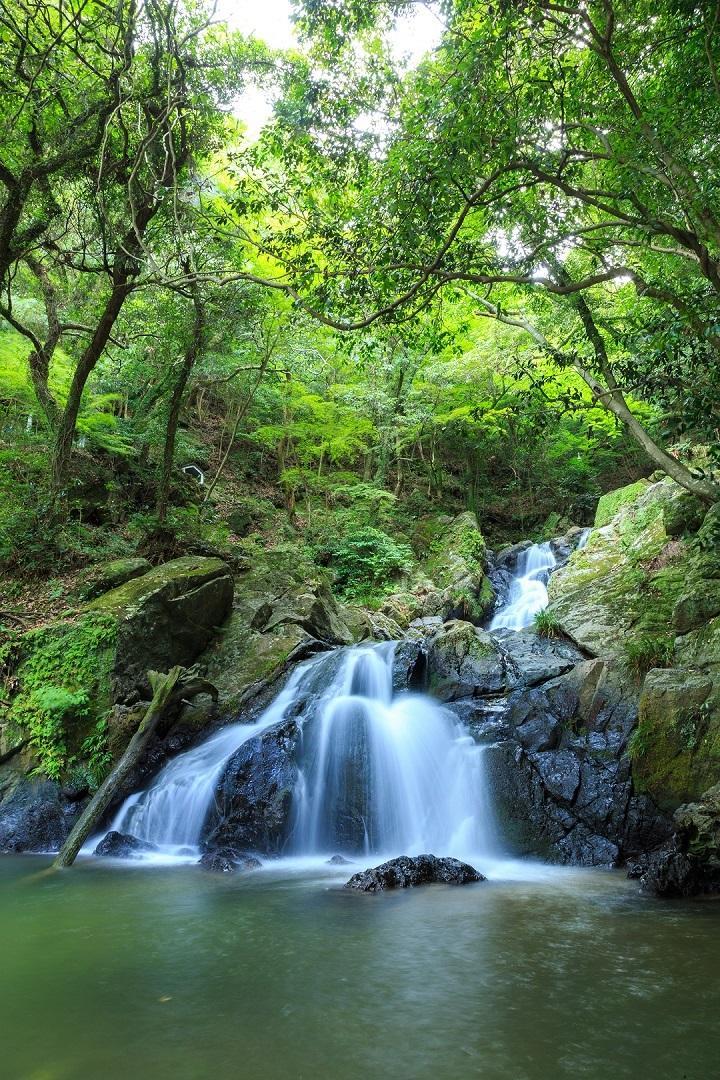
[489,542,557,632]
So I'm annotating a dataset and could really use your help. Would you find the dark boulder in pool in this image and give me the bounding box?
[639,783,720,898]
[345,854,484,892]
[199,850,262,873]
[94,831,158,858]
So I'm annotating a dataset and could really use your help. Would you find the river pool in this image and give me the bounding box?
[1,855,718,1079]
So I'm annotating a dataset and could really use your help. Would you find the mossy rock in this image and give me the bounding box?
[89,556,234,699]
[426,620,504,701]
[548,479,692,657]
[662,492,707,538]
[594,480,650,528]
[1,612,118,781]
[78,557,152,600]
[384,512,494,627]
[1,557,234,782]
[632,668,720,810]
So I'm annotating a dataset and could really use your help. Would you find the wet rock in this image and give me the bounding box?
[639,842,702,898]
[345,854,485,892]
[94,831,158,858]
[0,777,84,853]
[426,621,504,701]
[391,640,427,692]
[199,852,235,873]
[203,718,301,854]
[641,783,720,897]
[498,632,583,691]
[493,541,532,571]
[556,826,618,866]
[327,854,352,865]
[199,850,261,873]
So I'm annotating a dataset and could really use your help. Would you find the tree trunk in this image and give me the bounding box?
[52,666,217,869]
[157,286,205,522]
[51,282,132,491]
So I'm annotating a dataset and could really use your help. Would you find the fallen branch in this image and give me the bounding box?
[52,665,217,869]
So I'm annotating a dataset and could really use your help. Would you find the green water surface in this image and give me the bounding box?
[0,856,718,1080]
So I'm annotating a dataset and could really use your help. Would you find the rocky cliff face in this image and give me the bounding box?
[422,622,670,865]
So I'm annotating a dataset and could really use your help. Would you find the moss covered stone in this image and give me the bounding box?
[78,557,152,600]
[88,556,234,699]
[2,613,118,781]
[594,479,650,528]
[381,511,494,629]
[426,620,504,701]
[633,668,719,810]
[548,479,691,657]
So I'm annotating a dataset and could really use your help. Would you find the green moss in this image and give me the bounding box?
[4,613,117,782]
[594,479,650,528]
[89,556,228,615]
[631,669,720,810]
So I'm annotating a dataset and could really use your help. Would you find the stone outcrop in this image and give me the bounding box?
[345,854,484,891]
[424,621,671,865]
[89,556,234,699]
[639,783,720,897]
[0,775,86,853]
[201,553,356,714]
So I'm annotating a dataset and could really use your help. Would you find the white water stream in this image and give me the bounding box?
[106,643,498,862]
[489,541,558,631]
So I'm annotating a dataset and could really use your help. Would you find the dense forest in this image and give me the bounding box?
[1,4,720,1076]
[1,0,717,605]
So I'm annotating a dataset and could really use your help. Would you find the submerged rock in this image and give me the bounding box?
[345,854,484,892]
[94,831,158,858]
[199,850,261,873]
[327,854,352,865]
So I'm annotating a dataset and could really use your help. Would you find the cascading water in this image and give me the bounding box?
[109,662,315,852]
[105,643,498,862]
[489,541,557,632]
[290,643,496,858]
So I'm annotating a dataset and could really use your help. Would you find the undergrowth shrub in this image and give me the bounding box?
[327,526,413,601]
[5,613,117,782]
[534,609,562,638]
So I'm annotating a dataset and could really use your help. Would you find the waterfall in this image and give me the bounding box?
[109,661,316,852]
[106,644,498,862]
[577,527,591,549]
[489,542,557,632]
[290,644,496,858]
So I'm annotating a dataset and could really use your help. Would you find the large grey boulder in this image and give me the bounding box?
[426,621,504,700]
[89,556,234,699]
[0,776,85,853]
